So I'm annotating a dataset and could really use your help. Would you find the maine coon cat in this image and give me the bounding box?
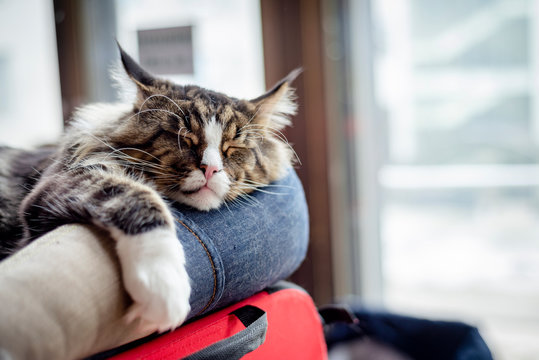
[0,45,299,332]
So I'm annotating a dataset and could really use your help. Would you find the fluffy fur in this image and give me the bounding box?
[0,46,299,332]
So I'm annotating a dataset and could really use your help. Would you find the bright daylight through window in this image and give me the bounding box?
[369,1,539,358]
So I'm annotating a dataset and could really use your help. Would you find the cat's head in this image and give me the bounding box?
[113,46,299,211]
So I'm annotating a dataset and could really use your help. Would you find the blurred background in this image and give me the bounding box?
[1,0,538,358]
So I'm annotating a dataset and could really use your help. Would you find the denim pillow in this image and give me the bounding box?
[171,168,309,319]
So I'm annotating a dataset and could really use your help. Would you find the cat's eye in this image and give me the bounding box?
[179,133,198,150]
[182,137,192,148]
[234,127,242,140]
[225,146,238,158]
[222,142,247,157]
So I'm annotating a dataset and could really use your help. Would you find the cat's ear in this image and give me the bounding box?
[250,68,301,130]
[116,42,155,94]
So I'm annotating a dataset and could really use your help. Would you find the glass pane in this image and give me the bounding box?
[382,187,539,358]
[115,0,265,99]
[374,0,538,165]
[371,0,539,358]
[0,0,62,147]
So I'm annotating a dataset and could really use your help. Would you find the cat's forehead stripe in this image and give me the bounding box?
[204,116,223,149]
[201,116,224,168]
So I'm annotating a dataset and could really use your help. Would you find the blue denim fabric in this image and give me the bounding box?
[171,168,309,320]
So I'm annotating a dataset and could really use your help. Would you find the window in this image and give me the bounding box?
[349,0,539,358]
[114,0,265,100]
[0,0,62,147]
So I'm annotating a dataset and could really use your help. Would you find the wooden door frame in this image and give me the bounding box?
[260,0,334,304]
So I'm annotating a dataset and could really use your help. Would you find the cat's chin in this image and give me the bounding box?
[172,187,224,211]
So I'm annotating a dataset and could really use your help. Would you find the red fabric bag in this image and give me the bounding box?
[109,282,327,360]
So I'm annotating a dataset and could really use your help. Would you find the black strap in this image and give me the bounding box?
[319,304,365,343]
[183,305,268,360]
[231,305,266,327]
[319,305,361,326]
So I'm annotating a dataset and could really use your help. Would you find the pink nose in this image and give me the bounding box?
[201,164,219,181]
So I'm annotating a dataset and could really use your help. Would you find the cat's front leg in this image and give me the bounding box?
[20,169,191,332]
[114,227,191,333]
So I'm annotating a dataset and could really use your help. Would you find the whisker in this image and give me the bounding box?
[245,107,263,125]
[139,94,186,117]
[177,126,188,152]
[238,194,261,207]
[127,108,185,124]
[227,189,261,207]
[241,179,295,189]
[236,184,287,196]
[239,127,301,165]
[113,147,161,162]
[102,153,166,172]
[222,200,232,214]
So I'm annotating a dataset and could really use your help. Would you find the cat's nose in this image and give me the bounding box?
[200,164,220,181]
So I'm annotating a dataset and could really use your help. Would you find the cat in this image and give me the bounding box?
[0,45,299,332]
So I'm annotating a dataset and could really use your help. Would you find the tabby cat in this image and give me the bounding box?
[0,45,299,332]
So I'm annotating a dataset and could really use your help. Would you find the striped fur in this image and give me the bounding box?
[0,47,299,331]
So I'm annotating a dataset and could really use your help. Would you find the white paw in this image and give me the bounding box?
[115,228,191,333]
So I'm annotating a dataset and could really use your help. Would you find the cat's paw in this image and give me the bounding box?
[115,228,191,333]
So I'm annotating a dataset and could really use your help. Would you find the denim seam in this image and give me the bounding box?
[175,218,217,315]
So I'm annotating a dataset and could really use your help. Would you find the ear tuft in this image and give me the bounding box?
[251,68,302,129]
[116,41,155,89]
